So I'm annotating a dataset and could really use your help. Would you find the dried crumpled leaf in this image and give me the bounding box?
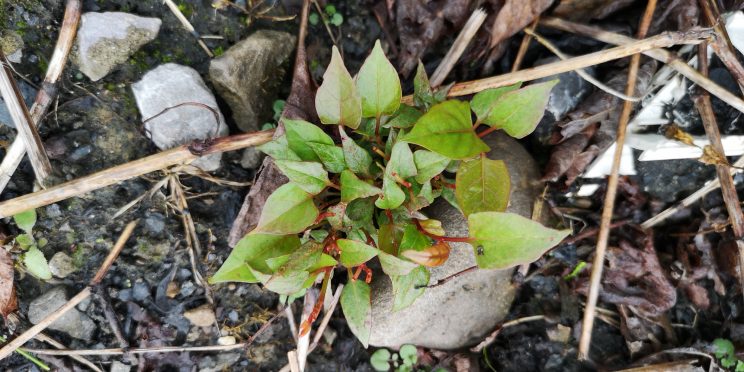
[0,249,16,318]
[542,124,596,182]
[489,0,554,48]
[663,123,695,146]
[552,0,635,21]
[579,232,676,318]
[699,145,729,167]
[395,0,470,76]
[229,4,317,246]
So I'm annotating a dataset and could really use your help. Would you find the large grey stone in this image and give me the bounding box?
[73,12,161,81]
[0,81,35,128]
[28,287,96,340]
[132,64,228,171]
[209,30,296,132]
[369,132,544,350]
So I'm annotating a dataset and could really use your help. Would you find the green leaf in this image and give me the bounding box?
[257,135,301,161]
[341,280,372,347]
[24,246,51,280]
[375,175,406,210]
[399,224,431,252]
[455,155,510,217]
[440,185,460,211]
[384,105,422,129]
[330,13,343,26]
[412,62,446,109]
[210,234,300,283]
[284,119,335,162]
[338,239,378,267]
[409,180,439,211]
[468,212,570,269]
[399,345,418,366]
[315,46,362,128]
[413,150,449,184]
[391,266,429,312]
[470,84,521,123]
[340,170,381,202]
[386,142,417,179]
[253,183,319,235]
[370,349,391,371]
[472,80,558,138]
[714,338,735,359]
[357,40,401,118]
[377,223,403,255]
[263,269,310,295]
[339,126,373,175]
[378,251,417,276]
[327,203,346,230]
[15,233,34,250]
[402,100,489,160]
[14,209,36,233]
[273,240,324,275]
[274,160,331,195]
[346,198,376,230]
[308,253,337,272]
[306,142,346,173]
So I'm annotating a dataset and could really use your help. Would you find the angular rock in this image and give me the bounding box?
[28,287,96,340]
[48,252,77,278]
[0,31,24,63]
[369,132,544,350]
[209,30,296,132]
[184,304,216,327]
[240,147,264,170]
[73,12,161,81]
[132,64,228,171]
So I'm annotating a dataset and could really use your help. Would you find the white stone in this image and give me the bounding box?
[132,64,228,171]
[74,12,161,81]
[28,287,96,340]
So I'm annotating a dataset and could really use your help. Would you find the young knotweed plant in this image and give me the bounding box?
[210,40,569,347]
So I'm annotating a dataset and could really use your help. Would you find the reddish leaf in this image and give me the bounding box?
[401,242,451,267]
[0,249,17,318]
[489,0,554,48]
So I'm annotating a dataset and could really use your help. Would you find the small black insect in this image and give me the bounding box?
[188,138,216,156]
[477,245,485,255]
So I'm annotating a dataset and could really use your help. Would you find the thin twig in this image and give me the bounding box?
[93,288,128,349]
[539,17,744,115]
[308,284,343,353]
[419,265,478,289]
[511,17,540,72]
[162,0,213,57]
[429,9,487,87]
[692,40,744,291]
[296,289,316,372]
[0,51,52,184]
[470,315,549,353]
[699,0,744,94]
[0,221,136,360]
[0,130,275,217]
[524,29,641,101]
[34,332,103,372]
[0,0,81,194]
[578,0,657,360]
[401,28,712,104]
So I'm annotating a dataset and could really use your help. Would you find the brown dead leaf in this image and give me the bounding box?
[663,123,695,146]
[542,124,596,182]
[489,0,554,48]
[401,242,450,267]
[0,249,16,318]
[552,0,635,21]
[395,0,471,76]
[229,1,316,246]
[699,145,729,167]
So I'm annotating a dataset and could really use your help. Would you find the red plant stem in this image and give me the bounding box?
[477,126,499,138]
[299,268,331,336]
[313,211,335,225]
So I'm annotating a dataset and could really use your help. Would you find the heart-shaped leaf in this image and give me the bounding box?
[340,170,382,202]
[338,239,378,267]
[210,234,300,283]
[391,266,429,312]
[356,40,401,118]
[284,119,335,162]
[275,160,331,195]
[316,46,362,128]
[470,84,521,123]
[399,224,431,252]
[253,183,319,235]
[341,279,372,347]
[339,126,373,175]
[386,141,417,179]
[384,104,422,129]
[471,80,558,138]
[257,135,301,161]
[468,212,570,269]
[455,155,510,217]
[413,150,450,184]
[375,175,406,210]
[402,100,489,159]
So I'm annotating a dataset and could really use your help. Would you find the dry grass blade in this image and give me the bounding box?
[578,0,657,360]
[430,8,487,87]
[0,130,274,218]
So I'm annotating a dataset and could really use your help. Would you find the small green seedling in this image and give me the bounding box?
[13,209,51,280]
[371,345,418,371]
[310,3,343,27]
[714,339,744,371]
[262,99,286,130]
[210,39,567,347]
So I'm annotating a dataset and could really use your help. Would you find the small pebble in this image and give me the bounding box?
[180,281,196,297]
[218,336,236,346]
[227,310,239,323]
[166,281,180,298]
[132,280,150,301]
[184,304,216,327]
